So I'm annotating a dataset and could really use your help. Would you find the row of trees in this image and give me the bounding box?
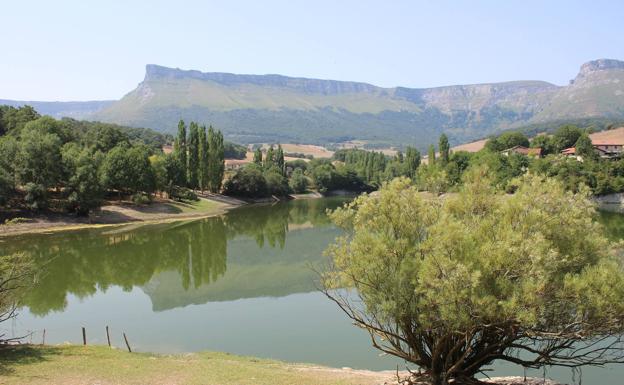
[0,105,227,215]
[173,120,225,193]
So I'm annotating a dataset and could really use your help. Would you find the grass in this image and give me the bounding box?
[167,198,223,214]
[0,345,384,385]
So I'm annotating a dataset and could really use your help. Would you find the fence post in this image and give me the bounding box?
[106,326,111,347]
[123,332,132,353]
[82,327,86,345]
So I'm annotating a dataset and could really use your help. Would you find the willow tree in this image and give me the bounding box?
[323,170,624,385]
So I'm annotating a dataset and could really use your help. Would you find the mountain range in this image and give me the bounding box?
[4,59,624,149]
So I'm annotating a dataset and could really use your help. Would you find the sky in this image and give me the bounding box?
[2,0,624,101]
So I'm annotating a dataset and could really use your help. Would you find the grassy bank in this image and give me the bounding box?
[0,345,391,385]
[0,197,237,238]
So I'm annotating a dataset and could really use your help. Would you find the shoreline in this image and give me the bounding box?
[0,196,244,238]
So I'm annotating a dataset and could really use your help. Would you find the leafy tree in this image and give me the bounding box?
[276,144,286,175]
[0,168,13,206]
[199,125,208,190]
[264,146,275,169]
[23,182,47,211]
[553,124,584,151]
[264,169,290,196]
[404,146,421,178]
[173,119,187,186]
[253,148,263,165]
[63,149,104,215]
[0,105,39,134]
[530,134,557,155]
[575,133,598,160]
[485,131,530,152]
[289,168,308,193]
[187,122,200,189]
[0,253,33,343]
[163,153,186,188]
[323,173,624,385]
[223,164,268,197]
[16,129,63,189]
[207,127,225,192]
[427,144,436,165]
[439,133,450,165]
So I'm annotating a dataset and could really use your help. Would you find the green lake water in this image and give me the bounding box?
[2,198,624,384]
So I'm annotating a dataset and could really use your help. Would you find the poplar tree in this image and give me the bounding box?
[207,126,225,193]
[253,148,263,165]
[276,144,285,175]
[427,144,436,165]
[187,122,200,189]
[173,120,187,186]
[404,146,421,178]
[439,133,450,165]
[264,146,275,169]
[199,125,208,191]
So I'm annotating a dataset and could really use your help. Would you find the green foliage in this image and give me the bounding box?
[207,126,225,192]
[100,144,155,195]
[187,122,200,189]
[223,141,247,159]
[275,144,285,175]
[575,133,598,160]
[438,133,450,165]
[63,148,104,215]
[224,165,269,198]
[199,125,208,190]
[324,172,624,384]
[168,185,199,202]
[485,131,529,152]
[16,128,63,188]
[0,105,39,135]
[427,144,436,164]
[131,192,152,205]
[264,168,290,196]
[404,146,421,178]
[174,119,188,186]
[289,168,308,193]
[553,124,584,151]
[23,183,47,211]
[253,148,262,165]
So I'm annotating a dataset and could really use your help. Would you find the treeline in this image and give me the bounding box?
[415,124,624,195]
[0,105,225,215]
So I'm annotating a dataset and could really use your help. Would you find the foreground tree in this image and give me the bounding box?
[0,253,33,343]
[323,170,624,385]
[438,134,450,165]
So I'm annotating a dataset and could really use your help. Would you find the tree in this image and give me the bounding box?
[16,129,63,189]
[199,125,208,190]
[187,122,200,189]
[289,168,308,193]
[323,172,624,385]
[207,127,225,192]
[223,165,268,197]
[485,131,530,152]
[404,146,421,178]
[575,133,598,160]
[427,144,436,165]
[253,148,263,165]
[276,144,286,175]
[173,119,187,186]
[264,146,275,169]
[0,253,33,344]
[439,133,450,165]
[63,148,104,215]
[554,124,584,151]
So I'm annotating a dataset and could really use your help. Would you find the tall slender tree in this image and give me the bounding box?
[404,146,421,178]
[276,144,285,175]
[439,133,450,165]
[253,148,263,165]
[207,126,225,193]
[199,125,208,191]
[173,119,187,186]
[264,146,275,169]
[187,122,200,189]
[427,144,436,165]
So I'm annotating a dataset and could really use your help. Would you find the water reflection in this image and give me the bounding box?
[1,197,347,316]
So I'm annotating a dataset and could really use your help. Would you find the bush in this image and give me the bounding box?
[131,192,152,205]
[23,183,47,211]
[289,169,308,193]
[223,165,268,197]
[264,170,290,196]
[168,186,198,202]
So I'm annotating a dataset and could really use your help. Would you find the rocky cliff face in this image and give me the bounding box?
[85,58,624,147]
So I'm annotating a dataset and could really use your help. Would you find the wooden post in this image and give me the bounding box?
[82,327,86,345]
[106,326,111,347]
[42,329,46,345]
[123,332,132,353]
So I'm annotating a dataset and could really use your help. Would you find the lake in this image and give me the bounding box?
[2,198,624,384]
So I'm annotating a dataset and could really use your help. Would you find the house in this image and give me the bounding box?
[501,146,542,158]
[561,140,623,160]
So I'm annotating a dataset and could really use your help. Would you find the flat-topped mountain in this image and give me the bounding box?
[6,59,624,148]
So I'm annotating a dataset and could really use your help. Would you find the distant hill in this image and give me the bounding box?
[0,99,113,119]
[4,59,624,150]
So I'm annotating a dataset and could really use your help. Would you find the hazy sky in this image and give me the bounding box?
[2,0,623,101]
